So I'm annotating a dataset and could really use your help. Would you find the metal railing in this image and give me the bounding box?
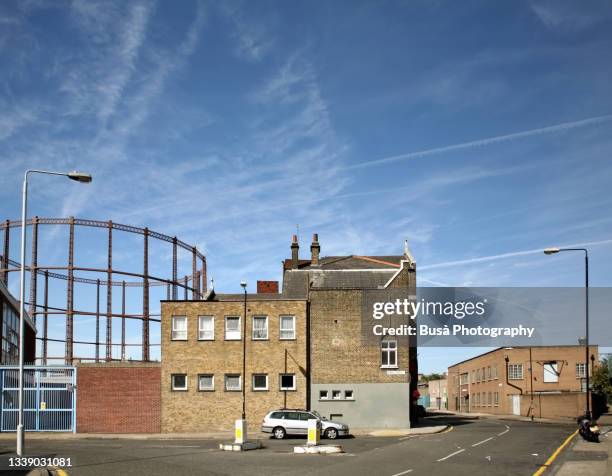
[0,366,76,432]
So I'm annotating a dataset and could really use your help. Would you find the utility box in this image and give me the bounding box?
[235,419,247,444]
[307,419,321,446]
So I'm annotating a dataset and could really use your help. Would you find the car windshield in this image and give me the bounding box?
[310,410,327,421]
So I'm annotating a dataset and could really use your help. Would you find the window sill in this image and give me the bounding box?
[171,388,188,392]
[198,338,214,341]
[280,388,297,392]
[171,338,188,341]
[279,337,297,341]
[252,388,269,392]
[380,366,399,370]
[252,338,269,341]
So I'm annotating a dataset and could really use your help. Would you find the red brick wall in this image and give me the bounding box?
[257,280,279,293]
[76,363,161,433]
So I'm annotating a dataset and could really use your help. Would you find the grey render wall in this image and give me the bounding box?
[311,383,411,428]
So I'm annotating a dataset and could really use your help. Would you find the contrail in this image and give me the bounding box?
[420,239,612,270]
[347,114,612,170]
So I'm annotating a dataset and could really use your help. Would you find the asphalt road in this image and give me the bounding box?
[0,416,576,476]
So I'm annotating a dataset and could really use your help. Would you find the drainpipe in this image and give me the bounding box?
[505,356,523,394]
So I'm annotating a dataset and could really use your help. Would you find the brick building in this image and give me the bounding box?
[282,234,418,428]
[160,234,418,431]
[161,295,308,432]
[448,346,598,420]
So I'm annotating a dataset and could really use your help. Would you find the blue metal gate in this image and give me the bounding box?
[0,366,76,432]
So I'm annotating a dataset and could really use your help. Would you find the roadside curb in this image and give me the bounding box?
[367,424,450,437]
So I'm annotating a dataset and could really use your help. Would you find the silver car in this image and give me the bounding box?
[261,409,349,440]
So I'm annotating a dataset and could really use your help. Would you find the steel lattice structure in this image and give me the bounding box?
[0,217,206,364]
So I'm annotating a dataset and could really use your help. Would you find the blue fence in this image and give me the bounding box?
[0,366,76,432]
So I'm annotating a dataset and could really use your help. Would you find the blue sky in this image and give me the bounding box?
[1,0,611,371]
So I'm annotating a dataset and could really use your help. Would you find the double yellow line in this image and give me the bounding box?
[532,429,578,476]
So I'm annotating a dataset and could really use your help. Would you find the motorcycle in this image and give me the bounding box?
[577,415,600,443]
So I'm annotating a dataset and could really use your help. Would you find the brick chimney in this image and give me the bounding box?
[257,280,279,294]
[310,233,320,265]
[291,234,299,269]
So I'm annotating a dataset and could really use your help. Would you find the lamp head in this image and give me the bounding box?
[240,281,247,289]
[544,247,560,255]
[67,171,93,183]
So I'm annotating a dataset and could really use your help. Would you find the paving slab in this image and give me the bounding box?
[555,461,607,476]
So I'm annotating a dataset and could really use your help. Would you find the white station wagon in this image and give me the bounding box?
[261,409,349,440]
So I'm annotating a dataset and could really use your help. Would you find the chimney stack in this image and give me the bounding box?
[310,233,320,265]
[291,234,299,269]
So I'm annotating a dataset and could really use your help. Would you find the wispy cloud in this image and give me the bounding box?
[530,0,608,31]
[420,238,612,271]
[219,2,274,62]
[345,114,612,170]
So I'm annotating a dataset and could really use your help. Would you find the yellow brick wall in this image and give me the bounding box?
[161,299,308,432]
[309,289,411,384]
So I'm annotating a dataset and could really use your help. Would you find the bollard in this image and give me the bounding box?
[235,419,247,444]
[307,418,321,446]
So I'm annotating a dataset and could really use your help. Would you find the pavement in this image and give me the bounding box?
[551,413,612,476]
[0,424,448,441]
[0,415,589,475]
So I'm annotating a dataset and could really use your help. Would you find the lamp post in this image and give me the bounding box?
[17,169,92,456]
[240,280,247,420]
[543,247,590,419]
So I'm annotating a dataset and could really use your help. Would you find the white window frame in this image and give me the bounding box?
[252,316,268,340]
[252,374,268,391]
[171,373,188,391]
[171,316,188,341]
[508,363,523,380]
[279,315,296,340]
[344,390,354,400]
[279,373,296,391]
[225,316,241,340]
[381,340,398,369]
[576,363,587,379]
[198,374,214,391]
[331,390,342,400]
[225,374,242,391]
[319,390,329,400]
[198,316,214,341]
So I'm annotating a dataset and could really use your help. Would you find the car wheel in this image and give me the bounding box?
[273,426,286,439]
[325,427,338,440]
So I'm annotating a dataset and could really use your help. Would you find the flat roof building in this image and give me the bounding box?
[448,346,598,420]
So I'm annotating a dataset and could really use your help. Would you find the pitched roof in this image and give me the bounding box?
[283,255,402,271]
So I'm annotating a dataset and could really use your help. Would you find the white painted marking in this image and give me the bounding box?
[472,437,494,447]
[390,469,413,476]
[437,448,465,461]
[497,429,510,436]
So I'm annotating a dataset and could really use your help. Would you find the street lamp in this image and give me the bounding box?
[543,247,590,419]
[17,169,92,456]
[240,280,247,420]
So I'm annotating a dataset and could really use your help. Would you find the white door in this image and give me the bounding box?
[512,395,521,416]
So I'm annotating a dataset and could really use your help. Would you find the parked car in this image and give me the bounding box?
[261,409,349,440]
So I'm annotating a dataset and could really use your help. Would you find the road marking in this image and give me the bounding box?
[437,448,465,461]
[532,429,578,476]
[472,437,494,447]
[390,469,413,476]
[498,425,510,436]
